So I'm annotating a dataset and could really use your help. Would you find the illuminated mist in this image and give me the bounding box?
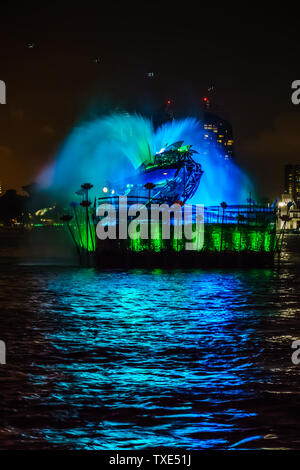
[39,112,253,206]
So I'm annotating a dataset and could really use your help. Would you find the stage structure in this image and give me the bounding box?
[60,139,278,267]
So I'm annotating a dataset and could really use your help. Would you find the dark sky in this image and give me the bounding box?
[0,3,299,200]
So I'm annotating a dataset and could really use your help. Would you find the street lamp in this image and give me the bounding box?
[144,182,156,205]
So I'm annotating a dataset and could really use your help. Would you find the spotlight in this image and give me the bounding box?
[102,187,108,193]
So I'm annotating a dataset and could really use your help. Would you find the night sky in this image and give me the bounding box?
[0,3,299,200]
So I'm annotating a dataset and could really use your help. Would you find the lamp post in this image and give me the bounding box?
[144,182,155,205]
[220,201,228,251]
[144,183,156,251]
[237,214,245,251]
[70,201,83,251]
[80,183,94,265]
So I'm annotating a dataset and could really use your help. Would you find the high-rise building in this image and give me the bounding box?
[285,164,300,207]
[152,96,235,160]
[200,97,235,160]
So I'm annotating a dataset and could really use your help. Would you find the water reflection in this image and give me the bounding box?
[0,237,300,449]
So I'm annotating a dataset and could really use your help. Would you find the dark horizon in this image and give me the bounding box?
[0,3,299,201]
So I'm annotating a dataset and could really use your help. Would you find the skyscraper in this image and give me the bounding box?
[200,97,235,160]
[152,96,235,160]
[285,164,300,207]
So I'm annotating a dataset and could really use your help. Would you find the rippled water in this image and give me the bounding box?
[0,235,300,450]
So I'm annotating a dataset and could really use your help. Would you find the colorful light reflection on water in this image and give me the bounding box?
[0,244,300,449]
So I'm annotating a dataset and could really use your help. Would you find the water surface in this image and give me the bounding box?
[0,236,299,450]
